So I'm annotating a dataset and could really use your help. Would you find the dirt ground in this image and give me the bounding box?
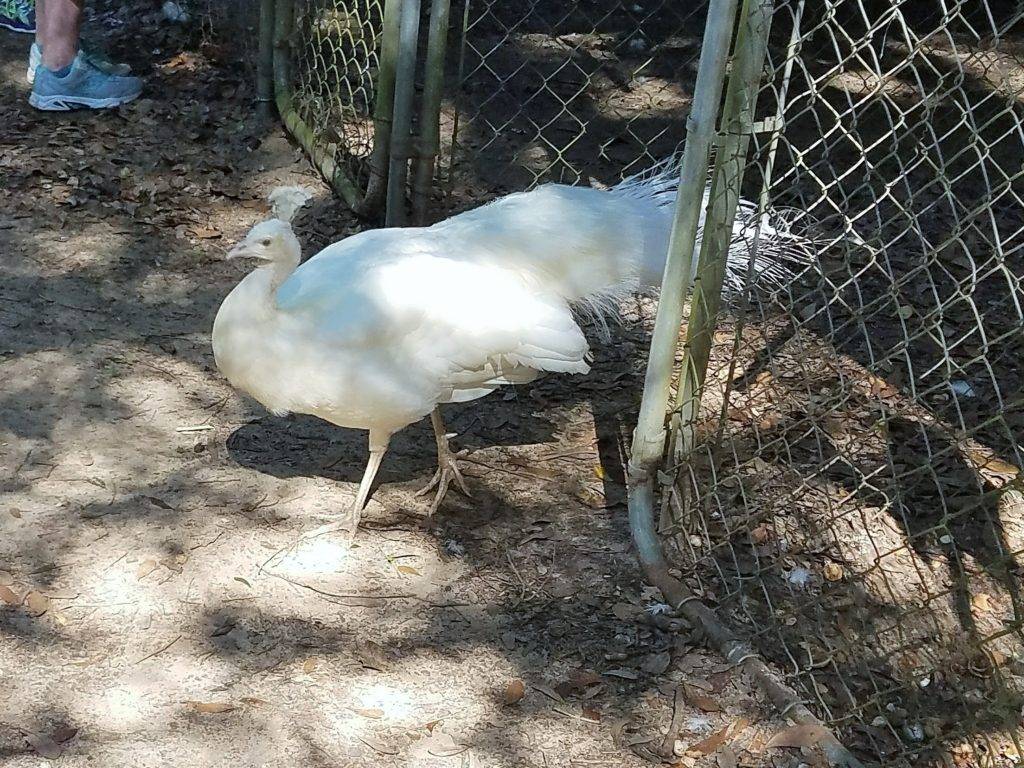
[0,8,811,768]
[5,2,1023,766]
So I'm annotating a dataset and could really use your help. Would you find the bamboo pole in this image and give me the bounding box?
[257,0,275,119]
[271,0,293,110]
[385,0,422,226]
[628,0,739,476]
[626,2,864,765]
[355,0,403,217]
[411,0,452,225]
[444,0,471,202]
[706,0,806,459]
[672,0,774,459]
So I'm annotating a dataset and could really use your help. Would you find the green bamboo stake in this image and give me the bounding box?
[628,0,740,476]
[385,0,422,226]
[412,0,452,225]
[355,0,403,217]
[706,0,806,460]
[444,0,471,202]
[673,0,774,460]
[257,0,275,119]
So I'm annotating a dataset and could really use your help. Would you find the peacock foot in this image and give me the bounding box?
[416,441,471,518]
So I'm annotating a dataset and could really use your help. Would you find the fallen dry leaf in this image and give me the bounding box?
[24,591,49,616]
[823,562,844,582]
[554,680,575,699]
[396,565,420,576]
[187,701,236,714]
[531,683,565,703]
[570,670,604,688]
[303,658,319,674]
[352,707,384,719]
[504,679,526,705]
[687,718,749,757]
[972,453,1021,481]
[766,722,831,750]
[641,651,671,675]
[51,726,78,744]
[750,524,770,544]
[971,593,994,613]
[0,584,20,605]
[136,558,159,579]
[25,733,62,759]
[612,602,639,621]
[684,685,724,713]
[425,732,467,757]
[604,668,639,680]
[867,374,898,399]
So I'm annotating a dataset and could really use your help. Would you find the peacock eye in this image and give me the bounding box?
[260,238,272,246]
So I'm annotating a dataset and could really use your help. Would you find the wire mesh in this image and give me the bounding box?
[667,1,1024,764]
[274,0,385,206]
[268,0,1024,759]
[444,0,711,199]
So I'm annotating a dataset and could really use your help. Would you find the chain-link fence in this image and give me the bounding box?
[444,0,708,200]
[264,0,391,210]
[262,0,1024,761]
[637,1,1024,765]
[263,0,718,217]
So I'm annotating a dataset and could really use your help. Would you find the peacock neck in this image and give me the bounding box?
[239,260,296,316]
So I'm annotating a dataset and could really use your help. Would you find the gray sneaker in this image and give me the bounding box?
[27,42,133,84]
[29,51,142,111]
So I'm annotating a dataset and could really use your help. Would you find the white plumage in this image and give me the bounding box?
[212,162,811,535]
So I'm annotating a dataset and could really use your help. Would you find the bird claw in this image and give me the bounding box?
[416,446,471,517]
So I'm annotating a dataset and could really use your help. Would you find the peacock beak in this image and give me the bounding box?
[225,242,252,260]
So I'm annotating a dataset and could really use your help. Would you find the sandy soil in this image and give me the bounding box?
[0,8,798,768]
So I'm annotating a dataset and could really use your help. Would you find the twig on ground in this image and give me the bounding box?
[659,684,688,758]
[134,634,182,664]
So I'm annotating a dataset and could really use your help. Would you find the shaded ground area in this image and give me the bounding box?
[0,8,811,768]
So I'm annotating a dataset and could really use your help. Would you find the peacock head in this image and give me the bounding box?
[226,219,301,268]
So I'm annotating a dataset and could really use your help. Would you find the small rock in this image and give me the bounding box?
[904,723,925,742]
[162,1,190,22]
[787,567,813,588]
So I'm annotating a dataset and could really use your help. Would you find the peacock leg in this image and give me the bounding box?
[302,431,389,539]
[416,407,471,516]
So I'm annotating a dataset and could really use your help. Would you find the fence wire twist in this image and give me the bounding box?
[667,2,1024,765]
